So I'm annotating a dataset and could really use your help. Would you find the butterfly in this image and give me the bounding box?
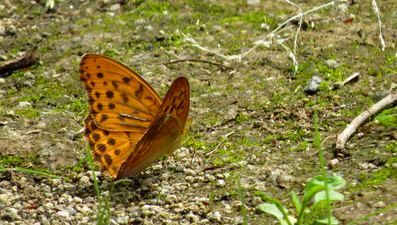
[79,54,190,179]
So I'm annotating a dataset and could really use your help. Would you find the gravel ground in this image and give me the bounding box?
[1,1,397,224]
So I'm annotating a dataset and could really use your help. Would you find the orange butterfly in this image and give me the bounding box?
[79,54,189,179]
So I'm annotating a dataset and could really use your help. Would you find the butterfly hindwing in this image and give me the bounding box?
[84,115,138,177]
[118,77,190,178]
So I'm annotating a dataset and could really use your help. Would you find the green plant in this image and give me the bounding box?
[86,146,110,225]
[238,178,249,225]
[256,174,346,225]
[86,146,133,224]
[255,111,346,225]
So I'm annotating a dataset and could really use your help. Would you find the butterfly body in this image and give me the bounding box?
[79,54,189,178]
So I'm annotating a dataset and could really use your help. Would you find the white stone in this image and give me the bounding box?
[57,210,70,217]
[185,176,194,183]
[17,101,32,108]
[329,158,339,167]
[208,211,222,222]
[216,179,226,187]
[110,3,120,11]
[78,205,92,215]
[247,0,260,5]
[79,175,91,186]
[184,168,197,176]
[7,207,20,220]
[117,216,129,224]
[0,193,10,203]
[43,202,54,210]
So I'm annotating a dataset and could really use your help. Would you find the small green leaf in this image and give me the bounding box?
[257,203,285,219]
[302,185,324,205]
[327,175,346,190]
[315,215,340,225]
[280,216,297,225]
[305,175,327,192]
[313,190,344,204]
[304,174,346,193]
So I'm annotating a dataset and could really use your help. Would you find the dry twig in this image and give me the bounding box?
[336,92,397,150]
[332,72,360,90]
[0,47,39,77]
[159,59,233,70]
[183,0,336,63]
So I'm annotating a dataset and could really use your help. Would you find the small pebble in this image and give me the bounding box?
[216,179,226,187]
[324,59,340,68]
[304,76,322,95]
[17,101,32,108]
[329,158,339,168]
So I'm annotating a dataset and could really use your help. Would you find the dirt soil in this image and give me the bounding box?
[0,0,396,224]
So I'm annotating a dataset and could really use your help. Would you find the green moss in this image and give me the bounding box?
[385,54,397,74]
[353,166,397,191]
[212,149,244,166]
[138,1,176,15]
[374,108,397,128]
[211,135,254,166]
[293,140,309,152]
[66,155,87,173]
[0,153,44,171]
[317,62,347,82]
[185,136,208,150]
[222,11,275,26]
[57,97,87,115]
[15,107,40,119]
[0,155,25,167]
[102,49,121,59]
[240,137,259,147]
[385,141,397,153]
[206,115,223,127]
[189,1,229,16]
[236,113,251,124]
[283,129,306,142]
[263,135,277,144]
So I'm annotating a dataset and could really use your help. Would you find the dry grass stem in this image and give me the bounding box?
[183,0,337,72]
[206,131,235,156]
[371,0,386,51]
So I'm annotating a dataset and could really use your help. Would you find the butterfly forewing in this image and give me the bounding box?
[79,54,161,132]
[80,54,163,178]
[118,77,190,178]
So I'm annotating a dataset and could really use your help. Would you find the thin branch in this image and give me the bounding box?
[244,0,336,61]
[336,92,397,150]
[183,1,337,63]
[182,34,230,60]
[159,59,233,70]
[332,72,360,90]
